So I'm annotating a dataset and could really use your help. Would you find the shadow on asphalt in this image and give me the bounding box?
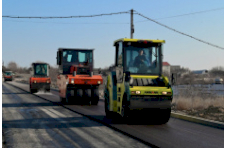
[59,101,168,125]
[89,113,168,125]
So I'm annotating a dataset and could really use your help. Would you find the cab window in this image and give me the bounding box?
[116,42,123,67]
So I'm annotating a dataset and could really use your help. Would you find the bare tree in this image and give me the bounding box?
[2,65,9,72]
[7,61,18,71]
[17,67,30,74]
[209,66,224,78]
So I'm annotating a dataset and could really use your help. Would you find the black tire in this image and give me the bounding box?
[65,89,71,104]
[104,89,113,118]
[121,94,130,119]
[77,89,83,97]
[30,89,35,94]
[73,89,81,104]
[84,89,92,105]
[30,87,36,94]
[84,89,92,97]
[160,108,171,124]
[46,87,50,92]
[60,97,66,104]
[92,88,99,105]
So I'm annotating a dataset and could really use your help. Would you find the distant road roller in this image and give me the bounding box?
[104,38,173,123]
[29,62,51,93]
[56,48,103,105]
[3,71,14,81]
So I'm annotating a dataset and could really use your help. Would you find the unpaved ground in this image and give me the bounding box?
[172,104,224,122]
[172,91,224,122]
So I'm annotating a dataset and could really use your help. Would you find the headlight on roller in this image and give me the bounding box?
[136,91,141,94]
[34,81,36,83]
[162,92,172,95]
[97,81,101,84]
[71,79,74,84]
[46,80,49,83]
[131,91,141,94]
[162,92,167,95]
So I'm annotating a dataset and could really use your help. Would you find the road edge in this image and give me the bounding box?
[171,112,224,129]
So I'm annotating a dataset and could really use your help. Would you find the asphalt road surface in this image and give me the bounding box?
[3,81,224,148]
[2,82,149,148]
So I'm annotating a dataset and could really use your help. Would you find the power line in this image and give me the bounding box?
[2,11,130,19]
[2,19,129,25]
[135,7,224,23]
[134,10,224,50]
[3,7,223,24]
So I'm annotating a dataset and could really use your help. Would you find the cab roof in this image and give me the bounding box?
[114,38,165,46]
[32,62,49,65]
[58,48,94,51]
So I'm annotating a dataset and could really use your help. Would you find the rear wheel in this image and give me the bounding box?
[92,88,99,105]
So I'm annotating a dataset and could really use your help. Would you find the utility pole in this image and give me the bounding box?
[130,9,134,39]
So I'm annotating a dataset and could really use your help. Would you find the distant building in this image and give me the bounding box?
[191,69,208,75]
[170,65,181,72]
[163,61,183,77]
[162,62,170,75]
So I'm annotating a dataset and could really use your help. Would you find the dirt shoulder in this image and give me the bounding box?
[172,94,224,122]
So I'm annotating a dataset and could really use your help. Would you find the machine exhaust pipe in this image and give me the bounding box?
[73,71,76,76]
[90,72,93,77]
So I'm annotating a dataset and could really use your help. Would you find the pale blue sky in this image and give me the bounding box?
[2,0,224,70]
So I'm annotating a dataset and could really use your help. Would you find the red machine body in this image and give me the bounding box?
[56,48,103,105]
